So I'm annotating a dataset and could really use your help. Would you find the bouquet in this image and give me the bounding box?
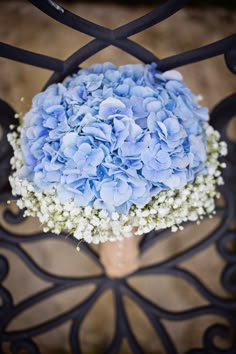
[8,63,227,244]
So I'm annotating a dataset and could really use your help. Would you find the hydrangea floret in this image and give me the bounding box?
[8,63,227,243]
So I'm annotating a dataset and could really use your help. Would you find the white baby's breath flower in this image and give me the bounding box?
[111,212,119,221]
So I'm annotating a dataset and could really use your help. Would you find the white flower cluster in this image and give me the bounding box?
[8,123,227,244]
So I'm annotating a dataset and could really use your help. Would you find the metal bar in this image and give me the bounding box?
[29,0,111,40]
[44,39,107,87]
[123,282,235,323]
[44,38,158,88]
[69,319,82,354]
[114,0,192,38]
[114,39,159,63]
[137,188,234,273]
[166,267,236,309]
[1,278,104,330]
[0,42,64,71]
[1,284,106,341]
[114,287,144,354]
[0,241,83,284]
[158,34,236,71]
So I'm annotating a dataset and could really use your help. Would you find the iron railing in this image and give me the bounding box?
[0,0,235,353]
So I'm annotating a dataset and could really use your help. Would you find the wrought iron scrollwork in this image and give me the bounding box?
[0,0,235,353]
[0,100,16,195]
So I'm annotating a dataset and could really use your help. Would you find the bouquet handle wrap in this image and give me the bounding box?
[100,235,139,278]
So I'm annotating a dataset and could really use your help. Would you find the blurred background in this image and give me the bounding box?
[0,1,235,353]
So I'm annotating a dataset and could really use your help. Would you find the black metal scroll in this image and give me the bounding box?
[0,1,236,353]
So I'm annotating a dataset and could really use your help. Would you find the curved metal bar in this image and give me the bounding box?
[147,314,177,354]
[29,0,191,42]
[3,208,25,225]
[127,262,236,314]
[158,34,236,71]
[0,227,56,243]
[1,275,104,331]
[69,318,82,354]
[114,287,143,354]
[44,39,108,88]
[113,0,192,38]
[221,263,236,294]
[136,188,234,273]
[139,203,225,254]
[0,189,13,202]
[0,42,64,71]
[139,229,171,254]
[123,282,236,323]
[0,227,102,267]
[210,93,236,165]
[1,283,106,341]
[217,231,236,263]
[203,324,236,354]
[114,38,159,63]
[10,339,40,354]
[122,281,177,353]
[104,331,122,354]
[131,300,178,354]
[104,286,124,354]
[225,46,236,74]
[44,37,158,88]
[0,287,13,311]
[167,267,236,309]
[29,0,111,40]
[0,255,9,282]
[0,100,16,193]
[0,241,91,284]
[0,99,15,127]
[79,242,103,267]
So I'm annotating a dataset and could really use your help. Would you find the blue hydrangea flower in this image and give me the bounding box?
[19,62,209,214]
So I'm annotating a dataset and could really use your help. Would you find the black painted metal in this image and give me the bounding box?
[0,0,235,353]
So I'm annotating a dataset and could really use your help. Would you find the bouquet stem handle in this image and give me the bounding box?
[100,235,140,278]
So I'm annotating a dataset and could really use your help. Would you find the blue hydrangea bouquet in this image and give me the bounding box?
[8,63,226,244]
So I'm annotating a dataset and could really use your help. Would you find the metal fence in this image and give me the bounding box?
[0,0,236,353]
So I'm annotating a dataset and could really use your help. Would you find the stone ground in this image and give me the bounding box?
[0,1,235,353]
